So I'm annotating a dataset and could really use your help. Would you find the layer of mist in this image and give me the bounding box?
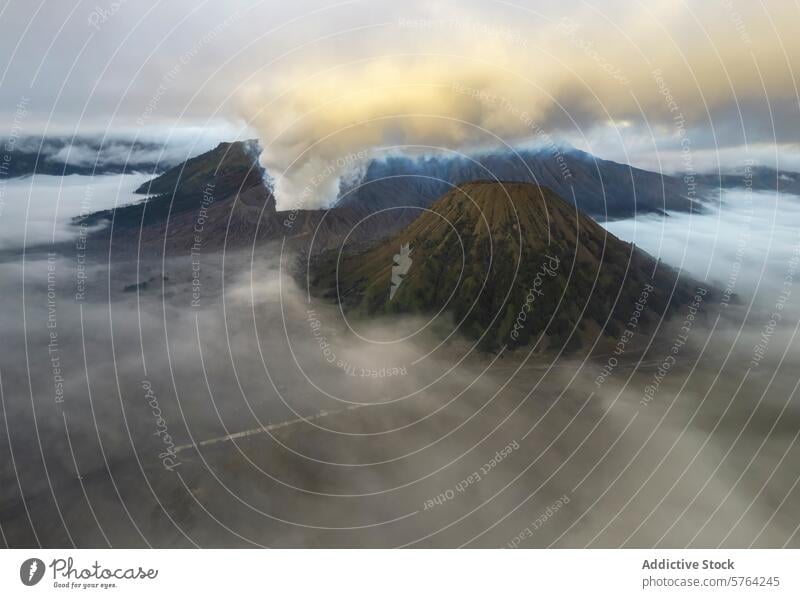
[0,174,150,250]
[1,186,799,548]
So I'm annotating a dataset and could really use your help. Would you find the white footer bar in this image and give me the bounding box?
[1,549,797,596]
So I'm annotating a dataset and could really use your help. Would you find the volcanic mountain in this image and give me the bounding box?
[76,140,705,258]
[75,140,421,258]
[310,181,708,352]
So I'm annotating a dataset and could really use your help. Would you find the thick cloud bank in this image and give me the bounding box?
[0,174,149,250]
[234,2,800,208]
[2,2,797,209]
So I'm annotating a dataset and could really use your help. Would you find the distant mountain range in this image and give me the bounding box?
[694,166,800,196]
[0,137,178,178]
[310,180,706,352]
[9,136,799,207]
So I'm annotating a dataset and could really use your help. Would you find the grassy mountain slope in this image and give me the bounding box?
[311,181,707,352]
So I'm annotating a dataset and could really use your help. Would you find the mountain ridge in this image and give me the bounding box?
[334,147,702,219]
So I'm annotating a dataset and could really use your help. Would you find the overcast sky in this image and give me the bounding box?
[2,0,799,205]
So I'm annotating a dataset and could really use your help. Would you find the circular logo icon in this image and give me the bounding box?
[20,558,45,586]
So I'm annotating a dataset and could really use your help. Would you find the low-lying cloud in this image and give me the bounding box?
[0,173,149,250]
